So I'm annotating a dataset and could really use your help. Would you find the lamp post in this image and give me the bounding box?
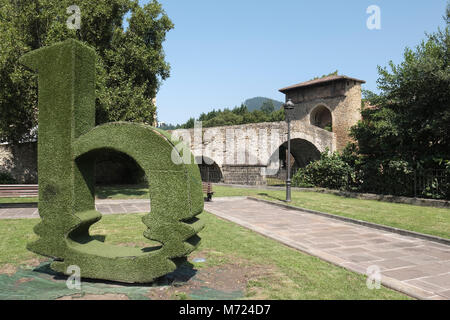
[283,99,295,202]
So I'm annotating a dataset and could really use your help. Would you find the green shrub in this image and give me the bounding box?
[356,159,414,197]
[0,171,16,184]
[292,150,353,191]
[291,170,314,188]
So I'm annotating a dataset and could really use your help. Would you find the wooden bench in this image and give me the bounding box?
[202,182,214,202]
[0,185,38,198]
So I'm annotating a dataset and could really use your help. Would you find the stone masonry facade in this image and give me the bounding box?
[171,120,334,185]
[0,142,38,183]
[281,76,364,150]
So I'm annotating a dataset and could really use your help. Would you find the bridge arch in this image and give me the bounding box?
[278,138,321,169]
[266,135,323,179]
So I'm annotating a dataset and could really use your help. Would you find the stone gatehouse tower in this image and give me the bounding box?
[279,75,365,150]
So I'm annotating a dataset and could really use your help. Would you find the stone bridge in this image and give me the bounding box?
[171,75,365,185]
[171,120,334,185]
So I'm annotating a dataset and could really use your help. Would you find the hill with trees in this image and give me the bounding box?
[243,97,283,112]
[176,104,285,129]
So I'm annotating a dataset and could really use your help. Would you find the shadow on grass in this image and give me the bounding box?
[33,260,198,288]
[95,184,149,199]
[257,192,284,202]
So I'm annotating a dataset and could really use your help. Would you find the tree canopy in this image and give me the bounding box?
[0,0,173,142]
[351,11,449,172]
[177,104,285,129]
[294,4,450,199]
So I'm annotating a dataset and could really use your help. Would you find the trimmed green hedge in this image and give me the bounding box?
[20,39,204,283]
[292,150,353,191]
[0,171,16,184]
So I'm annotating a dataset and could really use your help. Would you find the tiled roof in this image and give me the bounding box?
[279,75,366,93]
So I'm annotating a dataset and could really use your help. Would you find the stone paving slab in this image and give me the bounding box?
[0,199,150,219]
[204,198,450,300]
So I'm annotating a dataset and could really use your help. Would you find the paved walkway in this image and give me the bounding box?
[204,198,450,300]
[0,199,150,219]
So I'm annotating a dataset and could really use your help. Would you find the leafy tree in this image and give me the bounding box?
[261,100,275,114]
[181,117,195,129]
[344,4,450,198]
[447,3,450,24]
[178,103,285,129]
[292,4,450,199]
[269,108,285,122]
[351,11,449,172]
[0,0,173,142]
[232,104,248,116]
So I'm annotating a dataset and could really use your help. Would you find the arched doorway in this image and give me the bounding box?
[267,139,321,183]
[94,148,148,199]
[310,105,332,131]
[196,156,223,183]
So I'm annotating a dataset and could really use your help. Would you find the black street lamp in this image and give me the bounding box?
[283,99,295,202]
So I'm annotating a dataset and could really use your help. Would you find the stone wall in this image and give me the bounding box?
[284,79,362,151]
[171,120,334,186]
[0,142,145,185]
[0,142,38,183]
[285,80,347,103]
[332,82,362,150]
[171,120,334,168]
[222,165,267,186]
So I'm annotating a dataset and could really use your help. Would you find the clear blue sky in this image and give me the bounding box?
[135,0,447,125]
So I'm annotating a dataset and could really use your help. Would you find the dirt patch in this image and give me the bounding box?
[15,277,34,285]
[148,261,274,300]
[22,258,45,268]
[0,264,17,276]
[0,258,48,276]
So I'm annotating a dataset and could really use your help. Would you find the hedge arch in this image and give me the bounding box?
[20,39,204,283]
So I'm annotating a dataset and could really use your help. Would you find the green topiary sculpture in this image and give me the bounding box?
[20,39,204,283]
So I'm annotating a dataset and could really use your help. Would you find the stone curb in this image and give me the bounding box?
[246,197,450,246]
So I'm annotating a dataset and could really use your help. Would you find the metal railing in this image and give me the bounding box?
[414,169,449,199]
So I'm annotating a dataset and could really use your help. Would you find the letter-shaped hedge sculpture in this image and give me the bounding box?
[20,39,204,283]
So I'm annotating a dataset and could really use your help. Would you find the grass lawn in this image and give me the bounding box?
[0,212,409,299]
[0,197,37,204]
